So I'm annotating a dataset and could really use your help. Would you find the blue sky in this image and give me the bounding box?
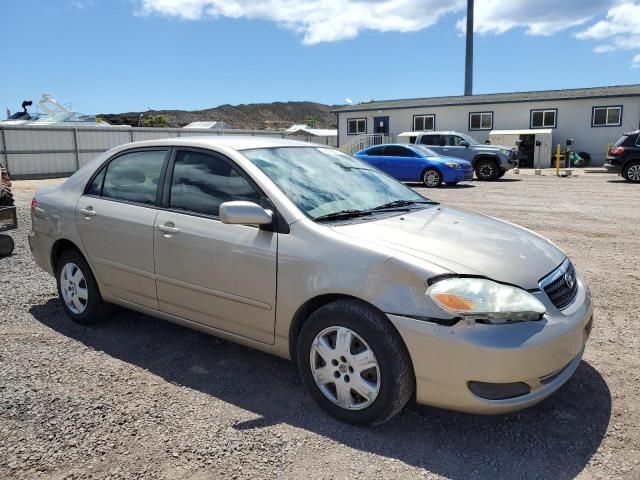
[1,0,639,115]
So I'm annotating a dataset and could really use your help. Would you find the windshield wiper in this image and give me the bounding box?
[314,209,373,222]
[371,199,439,210]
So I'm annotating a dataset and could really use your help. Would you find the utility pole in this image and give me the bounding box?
[464,0,474,96]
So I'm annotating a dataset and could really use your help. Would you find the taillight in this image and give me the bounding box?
[31,198,38,215]
[609,146,625,156]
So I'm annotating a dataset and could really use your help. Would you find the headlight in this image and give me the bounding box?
[426,277,546,324]
[501,149,511,157]
[444,162,461,169]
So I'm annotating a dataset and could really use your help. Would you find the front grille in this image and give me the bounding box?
[543,262,578,310]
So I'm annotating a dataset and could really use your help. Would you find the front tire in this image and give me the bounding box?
[297,299,414,426]
[55,249,107,324]
[475,159,499,181]
[422,168,443,187]
[622,161,640,183]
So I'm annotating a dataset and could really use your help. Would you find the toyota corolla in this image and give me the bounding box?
[29,137,594,425]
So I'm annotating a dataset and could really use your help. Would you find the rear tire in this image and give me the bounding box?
[0,235,14,257]
[622,161,640,183]
[297,299,414,426]
[422,168,443,188]
[55,249,108,324]
[0,186,14,207]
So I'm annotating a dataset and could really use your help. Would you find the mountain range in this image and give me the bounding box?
[99,101,338,130]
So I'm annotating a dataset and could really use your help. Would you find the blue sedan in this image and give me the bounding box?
[354,144,474,187]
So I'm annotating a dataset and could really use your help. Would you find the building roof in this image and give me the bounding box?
[183,121,232,129]
[286,124,337,137]
[332,84,640,113]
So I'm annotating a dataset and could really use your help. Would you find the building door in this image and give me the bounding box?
[373,116,389,136]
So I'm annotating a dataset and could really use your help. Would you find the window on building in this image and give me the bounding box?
[413,115,435,131]
[347,118,366,135]
[530,109,557,128]
[469,112,493,131]
[592,106,622,127]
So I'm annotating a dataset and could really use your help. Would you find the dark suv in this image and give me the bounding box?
[604,130,640,182]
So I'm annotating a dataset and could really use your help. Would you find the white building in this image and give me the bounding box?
[333,85,640,166]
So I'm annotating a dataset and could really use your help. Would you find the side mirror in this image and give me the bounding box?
[460,140,470,147]
[220,201,273,226]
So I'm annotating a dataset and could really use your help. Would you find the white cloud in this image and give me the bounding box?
[138,0,637,67]
[138,0,464,44]
[457,0,619,36]
[575,2,640,64]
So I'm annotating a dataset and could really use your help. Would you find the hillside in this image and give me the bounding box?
[99,101,338,130]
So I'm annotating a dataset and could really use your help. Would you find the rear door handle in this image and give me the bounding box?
[157,224,180,235]
[79,207,96,217]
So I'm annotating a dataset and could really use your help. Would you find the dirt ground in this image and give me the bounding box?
[1,172,639,480]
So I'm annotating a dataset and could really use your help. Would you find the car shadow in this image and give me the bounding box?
[606,179,631,183]
[490,178,522,182]
[30,300,611,479]
[405,182,476,189]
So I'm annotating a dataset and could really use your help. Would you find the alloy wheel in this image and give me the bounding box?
[627,164,640,182]
[478,162,496,180]
[423,170,441,187]
[60,262,88,314]
[309,326,381,410]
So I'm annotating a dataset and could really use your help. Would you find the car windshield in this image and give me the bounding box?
[411,145,439,157]
[243,147,429,220]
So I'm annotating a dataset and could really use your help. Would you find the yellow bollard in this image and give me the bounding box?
[556,144,561,176]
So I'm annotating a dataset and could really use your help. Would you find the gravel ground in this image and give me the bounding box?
[1,172,639,480]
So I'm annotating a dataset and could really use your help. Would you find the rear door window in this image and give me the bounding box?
[101,150,167,205]
[384,146,415,157]
[366,147,385,156]
[419,135,439,146]
[169,150,261,217]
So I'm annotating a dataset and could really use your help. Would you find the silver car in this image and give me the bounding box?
[29,137,594,425]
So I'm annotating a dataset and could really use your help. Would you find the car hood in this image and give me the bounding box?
[331,206,565,290]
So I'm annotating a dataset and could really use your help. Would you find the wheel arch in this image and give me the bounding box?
[472,154,499,167]
[623,158,640,170]
[288,293,388,364]
[50,238,84,272]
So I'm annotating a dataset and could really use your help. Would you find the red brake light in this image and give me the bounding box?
[31,198,38,214]
[609,146,625,156]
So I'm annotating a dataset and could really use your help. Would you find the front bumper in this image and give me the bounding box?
[388,276,593,414]
[445,169,474,183]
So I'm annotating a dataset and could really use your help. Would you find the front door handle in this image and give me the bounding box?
[157,224,180,235]
[79,207,96,217]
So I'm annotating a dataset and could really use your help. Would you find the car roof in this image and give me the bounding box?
[365,143,420,149]
[416,131,463,135]
[113,135,320,152]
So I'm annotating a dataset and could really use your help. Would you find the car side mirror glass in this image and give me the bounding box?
[460,140,470,147]
[220,201,273,226]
